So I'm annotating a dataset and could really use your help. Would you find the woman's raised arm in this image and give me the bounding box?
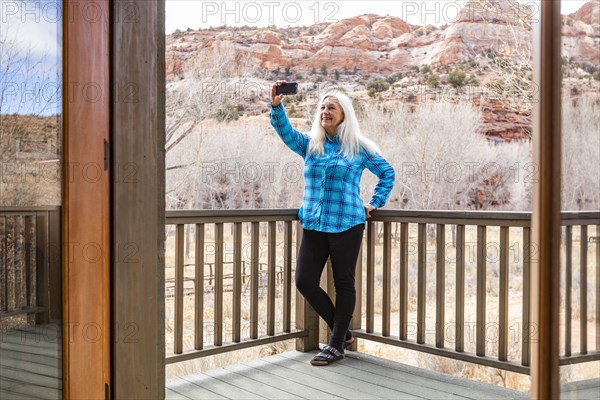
[269,80,309,157]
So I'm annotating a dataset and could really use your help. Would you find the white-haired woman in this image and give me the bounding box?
[270,80,395,366]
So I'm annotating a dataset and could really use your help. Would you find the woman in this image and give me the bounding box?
[270,80,395,366]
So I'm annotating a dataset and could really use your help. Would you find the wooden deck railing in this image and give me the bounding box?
[350,210,600,374]
[164,209,599,373]
[165,210,308,364]
[0,206,61,323]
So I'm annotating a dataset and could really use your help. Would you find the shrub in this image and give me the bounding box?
[386,72,403,84]
[367,78,390,93]
[448,71,467,88]
[213,103,240,121]
[427,74,440,88]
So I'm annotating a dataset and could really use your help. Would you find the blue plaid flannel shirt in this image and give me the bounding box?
[270,102,395,233]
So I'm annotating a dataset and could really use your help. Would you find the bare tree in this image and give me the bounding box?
[0,19,61,206]
[466,0,535,113]
[165,43,265,209]
[562,93,600,210]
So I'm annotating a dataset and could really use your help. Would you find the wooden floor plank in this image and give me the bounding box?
[0,352,61,378]
[0,388,40,400]
[277,352,457,399]
[181,372,266,399]
[0,365,60,390]
[343,352,527,400]
[204,366,304,399]
[561,387,600,400]
[0,340,59,358]
[0,377,61,399]
[16,325,61,338]
[224,362,336,400]
[264,353,427,400]
[167,377,226,400]
[165,386,192,400]
[242,358,375,400]
[241,358,344,399]
[0,325,62,400]
[1,346,61,367]
[560,379,600,393]
[0,331,60,351]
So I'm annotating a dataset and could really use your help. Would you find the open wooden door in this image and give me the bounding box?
[63,1,111,398]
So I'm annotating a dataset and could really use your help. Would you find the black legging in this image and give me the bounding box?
[295,223,365,350]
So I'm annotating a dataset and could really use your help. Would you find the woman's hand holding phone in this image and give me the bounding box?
[271,80,287,107]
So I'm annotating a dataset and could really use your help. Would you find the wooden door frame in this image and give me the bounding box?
[62,0,111,398]
[61,0,565,398]
[111,1,166,399]
[63,1,165,398]
[530,1,562,398]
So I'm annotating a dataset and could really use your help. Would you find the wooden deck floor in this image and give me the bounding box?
[1,327,597,399]
[0,325,62,400]
[167,351,600,400]
[167,350,531,400]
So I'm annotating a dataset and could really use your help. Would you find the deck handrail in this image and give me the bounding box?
[165,209,600,372]
[0,206,61,322]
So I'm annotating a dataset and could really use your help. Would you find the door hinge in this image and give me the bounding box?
[105,383,110,400]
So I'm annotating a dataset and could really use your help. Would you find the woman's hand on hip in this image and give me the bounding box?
[271,80,286,107]
[364,204,376,219]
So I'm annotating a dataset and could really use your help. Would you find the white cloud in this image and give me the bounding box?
[1,0,61,58]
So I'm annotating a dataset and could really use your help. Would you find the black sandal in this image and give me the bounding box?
[310,345,345,366]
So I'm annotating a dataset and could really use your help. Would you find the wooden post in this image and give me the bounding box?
[530,1,561,397]
[295,224,319,351]
[112,1,166,398]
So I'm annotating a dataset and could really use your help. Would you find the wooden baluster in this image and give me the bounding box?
[194,223,204,350]
[476,225,486,357]
[436,224,445,349]
[350,233,363,350]
[596,224,600,352]
[382,221,391,337]
[250,222,259,340]
[267,221,276,336]
[24,216,32,309]
[580,225,588,354]
[174,224,184,354]
[456,225,465,353]
[499,226,509,361]
[522,227,531,366]
[366,220,375,333]
[215,223,224,346]
[565,225,572,356]
[399,223,408,341]
[417,223,426,344]
[283,221,292,333]
[233,222,242,343]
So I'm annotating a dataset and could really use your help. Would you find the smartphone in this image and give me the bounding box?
[275,82,298,96]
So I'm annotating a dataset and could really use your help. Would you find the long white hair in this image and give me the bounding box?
[308,91,381,158]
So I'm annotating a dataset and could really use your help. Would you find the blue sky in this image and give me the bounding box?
[1,0,62,115]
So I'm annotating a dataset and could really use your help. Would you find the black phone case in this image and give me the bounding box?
[276,83,298,95]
